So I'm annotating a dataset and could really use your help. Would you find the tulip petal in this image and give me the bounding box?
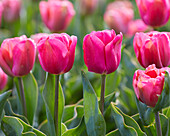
[83,34,106,74]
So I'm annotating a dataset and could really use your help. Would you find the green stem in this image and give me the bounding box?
[54,75,60,136]
[100,74,106,115]
[18,77,27,117]
[155,112,162,136]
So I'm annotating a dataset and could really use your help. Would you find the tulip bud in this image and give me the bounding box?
[79,0,98,15]
[83,29,123,74]
[104,1,134,34]
[0,68,8,90]
[2,0,21,22]
[37,33,77,75]
[133,31,170,68]
[0,35,36,77]
[126,19,151,38]
[39,0,75,32]
[136,0,170,27]
[133,64,170,107]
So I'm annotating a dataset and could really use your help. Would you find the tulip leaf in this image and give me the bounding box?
[110,103,146,136]
[14,73,38,125]
[0,90,12,122]
[42,73,65,136]
[106,129,120,136]
[62,118,87,136]
[159,113,169,136]
[62,105,75,123]
[81,71,106,136]
[1,115,46,136]
[153,71,170,112]
[135,96,155,126]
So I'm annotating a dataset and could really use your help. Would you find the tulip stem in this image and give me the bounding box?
[54,75,60,136]
[100,74,106,115]
[18,77,27,117]
[155,112,162,136]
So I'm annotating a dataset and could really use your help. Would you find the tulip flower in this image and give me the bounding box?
[79,0,98,15]
[0,2,3,26]
[133,31,170,68]
[0,35,36,77]
[136,0,170,27]
[104,1,134,34]
[133,64,170,107]
[126,19,151,38]
[31,33,49,44]
[83,29,123,75]
[37,33,77,75]
[2,0,21,22]
[39,0,75,32]
[0,68,8,90]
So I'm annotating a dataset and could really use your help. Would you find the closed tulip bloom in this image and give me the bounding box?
[37,33,77,75]
[0,68,8,90]
[133,64,170,107]
[83,29,123,74]
[39,0,75,32]
[2,0,21,22]
[136,0,170,27]
[0,35,36,77]
[133,31,170,68]
[104,1,134,34]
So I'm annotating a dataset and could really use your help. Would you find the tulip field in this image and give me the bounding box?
[0,0,170,136]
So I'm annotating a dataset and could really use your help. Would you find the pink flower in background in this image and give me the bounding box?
[37,33,77,75]
[133,64,170,107]
[39,0,75,32]
[2,0,21,22]
[83,29,123,74]
[0,35,36,77]
[126,19,151,38]
[136,0,170,27]
[133,31,170,68]
[0,2,3,26]
[0,68,8,90]
[79,0,98,15]
[104,1,134,34]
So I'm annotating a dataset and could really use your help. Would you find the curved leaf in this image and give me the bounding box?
[81,71,106,136]
[106,129,120,136]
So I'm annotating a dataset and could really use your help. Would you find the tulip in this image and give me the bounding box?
[0,2,3,26]
[133,64,170,107]
[83,29,123,75]
[136,0,170,27]
[79,0,98,15]
[37,33,77,75]
[104,1,134,34]
[39,0,75,32]
[0,35,36,77]
[133,31,170,68]
[31,33,49,44]
[126,19,151,38]
[0,68,8,90]
[2,0,21,22]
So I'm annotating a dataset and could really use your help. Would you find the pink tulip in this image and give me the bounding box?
[0,68,8,90]
[0,35,36,77]
[31,33,49,44]
[133,64,170,107]
[104,1,134,34]
[39,0,75,32]
[2,0,21,22]
[0,2,3,26]
[126,19,151,38]
[136,0,170,27]
[37,33,77,75]
[79,0,98,15]
[83,29,123,74]
[133,31,170,68]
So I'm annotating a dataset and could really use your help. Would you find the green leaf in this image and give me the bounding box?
[61,123,68,134]
[62,118,87,136]
[22,132,36,136]
[14,73,38,125]
[0,90,12,122]
[42,73,65,136]
[153,71,170,112]
[110,103,138,136]
[106,129,120,136]
[62,105,75,123]
[159,114,169,136]
[81,71,106,136]
[135,96,155,126]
